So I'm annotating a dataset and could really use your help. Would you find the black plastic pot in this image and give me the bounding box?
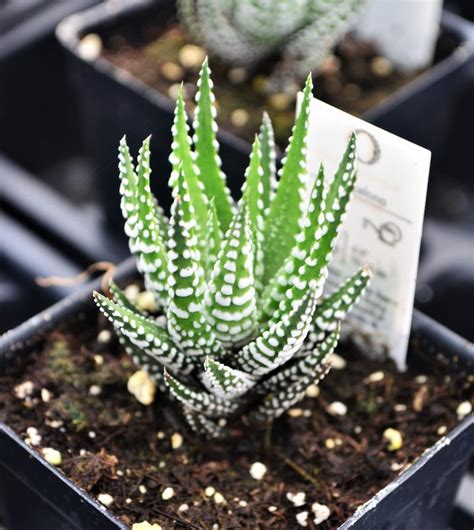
[56,1,474,224]
[446,0,474,22]
[0,154,128,333]
[1,257,473,530]
[0,0,100,206]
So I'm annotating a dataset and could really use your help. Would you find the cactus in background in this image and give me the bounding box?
[178,0,365,88]
[94,60,371,438]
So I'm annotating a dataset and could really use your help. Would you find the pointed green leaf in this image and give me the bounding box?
[169,86,208,240]
[166,169,225,358]
[241,136,265,288]
[109,279,141,314]
[253,357,332,422]
[94,292,195,374]
[182,408,226,439]
[117,336,166,389]
[301,266,371,354]
[203,198,222,278]
[135,137,169,307]
[258,111,277,211]
[118,135,137,226]
[118,137,168,308]
[205,201,258,347]
[164,370,239,417]
[202,357,256,399]
[234,290,317,377]
[193,58,234,230]
[262,75,313,284]
[257,325,339,396]
[261,163,326,320]
[316,131,358,264]
[263,133,358,325]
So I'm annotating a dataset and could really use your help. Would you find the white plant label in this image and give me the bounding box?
[305,97,431,369]
[356,0,442,72]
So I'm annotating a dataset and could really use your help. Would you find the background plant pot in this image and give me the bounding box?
[56,1,474,342]
[56,1,472,226]
[0,0,102,205]
[1,258,473,529]
[446,0,474,22]
[0,154,127,333]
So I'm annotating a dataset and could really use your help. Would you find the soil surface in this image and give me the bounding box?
[101,15,457,147]
[1,298,471,529]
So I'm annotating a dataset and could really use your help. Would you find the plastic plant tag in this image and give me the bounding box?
[355,0,442,72]
[305,97,431,369]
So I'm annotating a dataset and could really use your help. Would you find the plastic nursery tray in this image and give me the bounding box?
[0,154,128,333]
[1,258,473,530]
[0,0,101,203]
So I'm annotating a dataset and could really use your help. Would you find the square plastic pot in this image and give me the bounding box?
[56,1,474,229]
[1,257,473,530]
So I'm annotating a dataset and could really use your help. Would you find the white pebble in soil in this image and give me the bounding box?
[178,44,206,69]
[127,370,156,406]
[456,401,472,420]
[42,447,62,466]
[213,492,226,505]
[97,493,114,507]
[14,380,34,399]
[383,428,403,451]
[312,502,331,525]
[93,354,104,366]
[161,487,175,500]
[171,432,183,449]
[25,427,41,446]
[97,329,112,344]
[249,462,267,480]
[326,401,347,416]
[305,384,320,398]
[328,353,346,370]
[366,371,384,383]
[136,291,157,312]
[287,491,306,507]
[89,385,102,396]
[295,511,309,527]
[41,388,52,402]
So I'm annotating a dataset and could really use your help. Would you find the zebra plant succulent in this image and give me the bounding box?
[94,59,371,439]
[178,0,365,88]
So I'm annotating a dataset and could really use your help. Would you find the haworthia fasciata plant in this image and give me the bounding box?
[178,0,365,87]
[95,60,371,438]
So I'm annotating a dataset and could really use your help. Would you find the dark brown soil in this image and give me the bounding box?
[1,301,471,529]
[100,15,456,147]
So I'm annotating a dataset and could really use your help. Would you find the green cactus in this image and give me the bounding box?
[94,59,371,438]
